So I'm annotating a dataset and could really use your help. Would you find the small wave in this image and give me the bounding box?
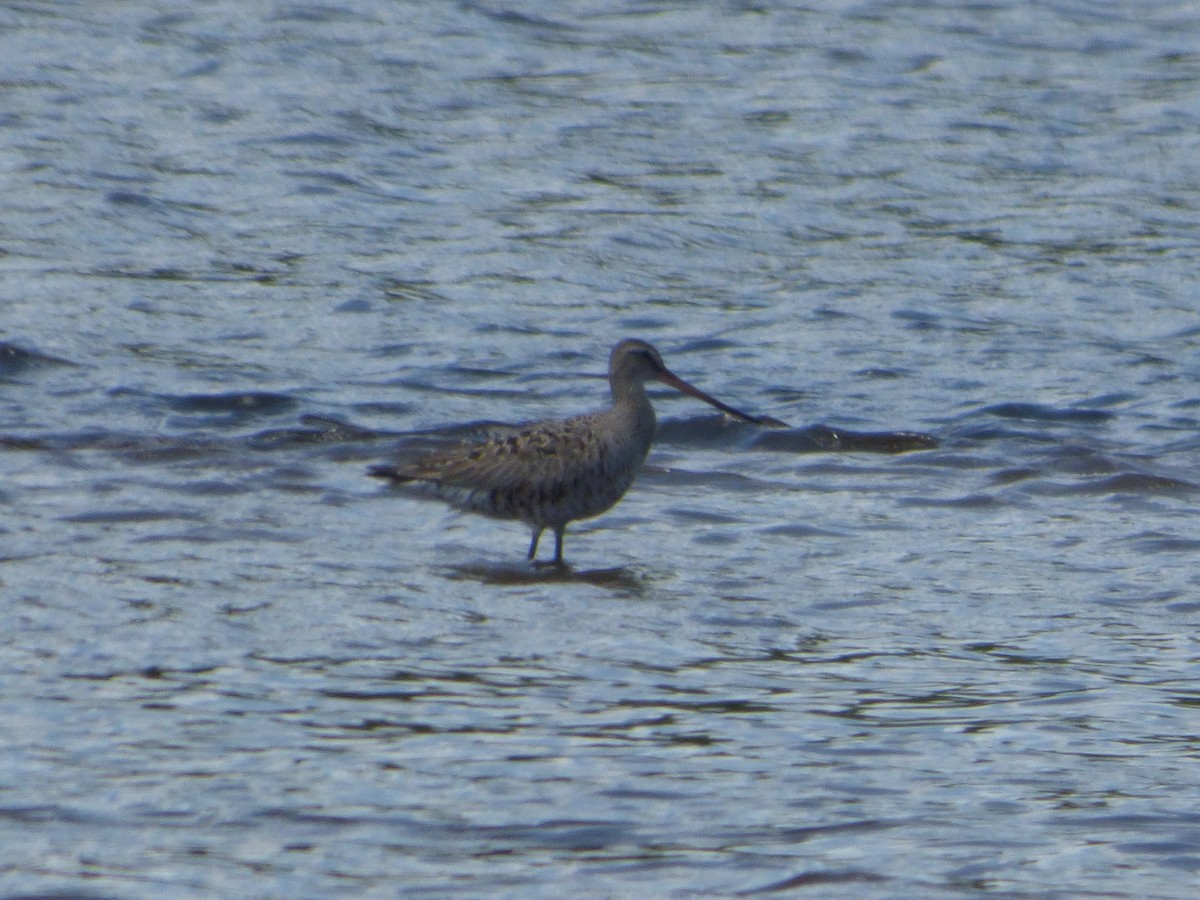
[899,493,1004,509]
[656,414,777,447]
[0,341,77,376]
[753,424,938,454]
[1084,472,1197,495]
[442,561,644,592]
[739,869,889,895]
[248,415,381,449]
[761,523,845,538]
[1127,532,1200,553]
[1024,471,1197,497]
[979,402,1113,424]
[0,434,50,451]
[61,507,203,524]
[164,391,298,415]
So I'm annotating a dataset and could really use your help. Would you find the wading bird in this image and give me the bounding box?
[369,339,785,565]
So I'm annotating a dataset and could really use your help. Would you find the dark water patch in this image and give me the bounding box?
[113,435,229,464]
[442,561,646,592]
[463,5,578,32]
[898,493,1003,509]
[1095,587,1184,609]
[1043,445,1123,476]
[612,697,778,715]
[763,818,906,846]
[104,189,157,207]
[167,476,281,498]
[0,341,77,376]
[444,365,526,383]
[99,265,273,283]
[248,415,382,450]
[60,508,203,525]
[381,281,455,304]
[760,523,844,539]
[753,425,938,454]
[318,716,441,736]
[216,260,284,283]
[662,506,742,525]
[164,391,298,416]
[763,386,814,408]
[133,526,303,544]
[254,810,644,855]
[618,316,672,331]
[1057,811,1200,848]
[1166,600,1200,614]
[0,434,51,450]
[991,466,1042,485]
[23,430,228,463]
[854,366,912,380]
[1121,470,1199,494]
[470,819,639,854]
[961,643,1072,666]
[471,323,548,340]
[268,129,356,148]
[692,531,738,549]
[1087,391,1140,407]
[289,169,364,191]
[1166,691,1200,710]
[106,387,300,426]
[599,785,690,801]
[567,713,679,739]
[319,688,429,704]
[892,308,944,331]
[1125,532,1200,553]
[812,305,865,322]
[0,804,118,827]
[979,402,1114,425]
[656,415,783,448]
[1116,840,1200,856]
[1075,472,1197,496]
[62,663,218,682]
[673,337,738,354]
[268,3,377,22]
[739,868,890,894]
[351,401,418,418]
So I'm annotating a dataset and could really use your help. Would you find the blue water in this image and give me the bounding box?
[3,2,1200,897]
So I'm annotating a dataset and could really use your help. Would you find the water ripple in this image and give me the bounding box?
[3,1,1200,897]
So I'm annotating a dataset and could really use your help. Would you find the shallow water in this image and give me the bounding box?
[3,1,1200,897]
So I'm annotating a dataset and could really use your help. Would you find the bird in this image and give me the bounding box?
[369,339,786,566]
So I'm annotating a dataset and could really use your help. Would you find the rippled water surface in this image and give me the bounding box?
[3,1,1200,897]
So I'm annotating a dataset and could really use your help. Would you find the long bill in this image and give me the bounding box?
[658,370,789,428]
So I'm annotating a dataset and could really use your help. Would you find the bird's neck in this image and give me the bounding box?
[608,383,657,449]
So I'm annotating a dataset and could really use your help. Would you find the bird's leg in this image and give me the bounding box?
[528,528,543,561]
[552,527,565,566]
[532,526,568,569]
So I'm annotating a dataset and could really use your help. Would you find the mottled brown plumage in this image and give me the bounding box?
[370,339,785,565]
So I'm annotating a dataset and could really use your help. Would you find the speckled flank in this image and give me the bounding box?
[370,339,774,564]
